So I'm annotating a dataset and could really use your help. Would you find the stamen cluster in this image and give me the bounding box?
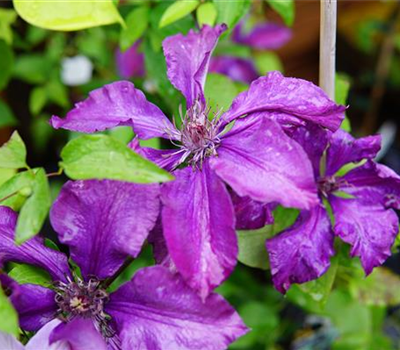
[317,176,340,197]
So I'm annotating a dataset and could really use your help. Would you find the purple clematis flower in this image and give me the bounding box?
[115,41,145,79]
[266,127,400,293]
[49,25,345,299]
[0,180,247,349]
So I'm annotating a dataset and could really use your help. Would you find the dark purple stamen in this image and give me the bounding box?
[317,176,340,197]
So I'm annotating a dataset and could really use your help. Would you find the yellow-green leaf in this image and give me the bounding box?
[0,131,27,169]
[0,284,18,337]
[196,2,217,27]
[159,0,200,28]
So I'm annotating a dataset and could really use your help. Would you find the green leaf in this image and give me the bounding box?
[16,168,51,244]
[0,282,19,336]
[254,52,283,75]
[44,238,60,251]
[13,54,50,84]
[13,0,124,31]
[8,264,51,287]
[46,80,69,108]
[0,131,27,169]
[0,168,15,187]
[196,2,217,27]
[29,86,47,115]
[0,40,14,90]
[60,134,174,183]
[0,171,34,211]
[336,74,351,132]
[159,0,200,28]
[266,0,295,26]
[204,73,238,114]
[0,9,17,44]
[120,6,149,51]
[0,100,17,128]
[333,191,355,199]
[213,0,250,31]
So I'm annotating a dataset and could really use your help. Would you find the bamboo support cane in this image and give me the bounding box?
[319,0,337,100]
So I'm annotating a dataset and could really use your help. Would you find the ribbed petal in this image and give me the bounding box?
[0,332,24,350]
[210,115,318,209]
[161,163,237,299]
[325,130,381,176]
[49,318,107,350]
[266,205,334,293]
[50,81,176,140]
[0,206,70,282]
[106,266,248,350]
[221,71,345,130]
[162,24,227,108]
[50,180,159,280]
[26,319,70,350]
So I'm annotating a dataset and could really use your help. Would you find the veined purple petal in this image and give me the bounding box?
[210,116,319,209]
[161,162,237,299]
[162,24,227,108]
[26,319,70,350]
[106,266,248,350]
[326,130,381,176]
[0,206,70,282]
[209,56,258,84]
[2,277,57,332]
[50,180,159,280]
[330,191,398,275]
[49,318,107,350]
[230,191,274,230]
[0,332,24,350]
[50,81,176,140]
[232,22,292,50]
[266,205,334,293]
[221,71,345,130]
[115,41,145,79]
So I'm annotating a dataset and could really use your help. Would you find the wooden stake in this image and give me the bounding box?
[319,0,337,100]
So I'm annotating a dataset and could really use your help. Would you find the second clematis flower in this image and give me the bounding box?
[266,127,400,293]
[50,25,345,299]
[0,180,247,349]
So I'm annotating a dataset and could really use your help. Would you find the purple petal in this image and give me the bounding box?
[163,24,227,108]
[161,162,237,299]
[209,56,259,84]
[330,192,398,275]
[50,180,159,280]
[232,22,292,50]
[210,116,319,209]
[0,332,24,350]
[106,266,248,350]
[266,205,335,293]
[0,206,70,282]
[230,190,274,230]
[115,41,145,79]
[221,71,345,130]
[50,81,176,140]
[2,277,57,332]
[326,130,381,176]
[49,318,107,350]
[26,319,70,350]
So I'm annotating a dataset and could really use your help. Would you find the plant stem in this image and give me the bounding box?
[0,191,19,203]
[319,0,337,100]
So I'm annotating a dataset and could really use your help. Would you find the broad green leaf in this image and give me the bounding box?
[108,126,135,145]
[254,52,283,75]
[0,9,17,44]
[0,168,15,187]
[0,100,17,128]
[336,74,351,132]
[8,264,51,287]
[120,6,149,51]
[29,86,47,115]
[16,168,51,244]
[196,2,217,27]
[0,283,19,336]
[60,134,174,183]
[0,131,27,169]
[0,171,34,211]
[13,54,50,84]
[204,73,238,114]
[213,0,250,31]
[0,40,14,90]
[159,0,199,28]
[266,0,295,27]
[13,0,124,31]
[237,206,299,270]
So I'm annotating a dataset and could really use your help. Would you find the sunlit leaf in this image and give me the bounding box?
[213,0,250,31]
[0,131,27,169]
[13,0,124,31]
[0,171,34,211]
[196,2,217,27]
[266,0,295,27]
[204,73,238,114]
[0,283,18,337]
[8,264,51,287]
[159,0,200,28]
[120,6,149,51]
[0,9,17,44]
[254,52,283,75]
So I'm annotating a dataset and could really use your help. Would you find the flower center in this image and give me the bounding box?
[317,176,339,197]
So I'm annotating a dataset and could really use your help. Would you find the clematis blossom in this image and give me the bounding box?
[266,127,400,293]
[0,180,247,350]
[50,24,345,299]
